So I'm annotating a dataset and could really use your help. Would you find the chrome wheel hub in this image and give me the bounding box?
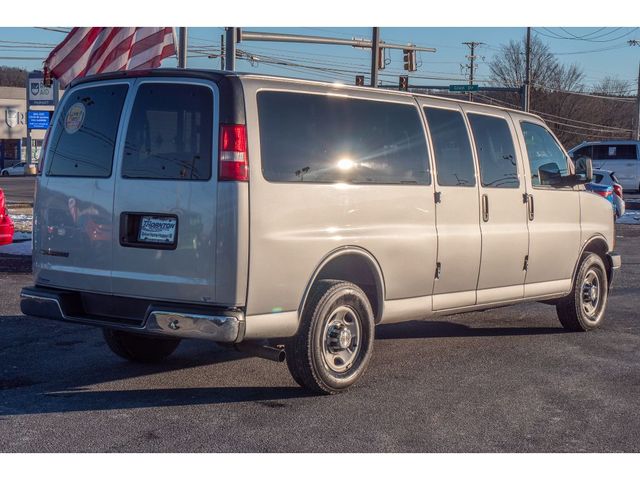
[581,269,601,318]
[322,305,361,373]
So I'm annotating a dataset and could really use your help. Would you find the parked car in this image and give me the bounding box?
[0,188,15,245]
[592,169,625,218]
[1,162,27,176]
[585,182,616,217]
[568,140,640,192]
[21,69,621,394]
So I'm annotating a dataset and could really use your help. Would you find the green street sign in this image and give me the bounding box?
[449,84,479,92]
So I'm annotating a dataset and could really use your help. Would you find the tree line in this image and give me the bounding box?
[482,35,636,148]
[0,66,28,88]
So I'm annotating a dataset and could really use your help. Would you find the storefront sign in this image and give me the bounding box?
[27,110,52,130]
[28,72,55,106]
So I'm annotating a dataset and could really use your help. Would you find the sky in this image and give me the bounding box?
[0,27,638,90]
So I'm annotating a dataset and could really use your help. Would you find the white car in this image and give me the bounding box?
[0,162,27,176]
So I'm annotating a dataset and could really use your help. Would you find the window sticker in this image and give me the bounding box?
[64,102,86,134]
[608,146,617,157]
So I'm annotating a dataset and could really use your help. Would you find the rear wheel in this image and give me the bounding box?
[556,253,608,331]
[285,280,375,395]
[1,171,8,176]
[103,329,181,363]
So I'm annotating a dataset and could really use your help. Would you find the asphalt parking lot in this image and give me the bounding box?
[1,219,639,452]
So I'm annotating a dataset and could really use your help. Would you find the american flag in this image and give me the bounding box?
[44,27,177,87]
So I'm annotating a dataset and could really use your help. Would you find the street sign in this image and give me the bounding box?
[28,71,55,106]
[449,84,479,92]
[27,111,52,130]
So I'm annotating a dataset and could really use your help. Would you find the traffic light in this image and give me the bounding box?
[399,75,409,91]
[355,75,365,86]
[403,49,416,72]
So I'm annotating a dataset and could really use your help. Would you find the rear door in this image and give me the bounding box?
[592,143,638,191]
[421,101,481,310]
[111,79,220,303]
[463,107,529,303]
[34,80,131,293]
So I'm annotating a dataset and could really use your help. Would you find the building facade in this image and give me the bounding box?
[1,86,49,170]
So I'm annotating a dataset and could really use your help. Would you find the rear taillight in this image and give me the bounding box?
[613,184,623,198]
[594,189,613,199]
[219,124,248,181]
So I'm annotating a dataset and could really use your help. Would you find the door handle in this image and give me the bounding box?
[526,194,534,221]
[482,194,489,222]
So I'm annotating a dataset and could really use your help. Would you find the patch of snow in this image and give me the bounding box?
[616,212,640,225]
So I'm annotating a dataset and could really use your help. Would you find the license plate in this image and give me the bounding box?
[138,216,177,244]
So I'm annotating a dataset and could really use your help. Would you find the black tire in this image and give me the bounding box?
[556,253,608,332]
[285,280,375,395]
[1,171,8,176]
[103,328,181,363]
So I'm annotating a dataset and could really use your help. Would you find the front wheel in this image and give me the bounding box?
[285,280,375,394]
[556,253,608,331]
[1,171,8,176]
[103,329,181,363]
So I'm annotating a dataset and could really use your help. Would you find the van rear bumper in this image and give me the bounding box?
[20,286,245,343]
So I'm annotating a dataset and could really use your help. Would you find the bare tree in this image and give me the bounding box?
[489,35,584,91]
[591,76,633,96]
[0,66,28,87]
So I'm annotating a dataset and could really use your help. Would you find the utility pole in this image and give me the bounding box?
[220,34,225,70]
[370,27,380,87]
[225,27,237,71]
[630,40,640,140]
[462,41,483,101]
[523,27,532,112]
[178,27,187,68]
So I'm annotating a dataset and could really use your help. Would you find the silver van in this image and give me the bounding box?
[569,140,640,192]
[21,69,621,394]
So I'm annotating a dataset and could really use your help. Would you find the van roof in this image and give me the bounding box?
[71,67,541,121]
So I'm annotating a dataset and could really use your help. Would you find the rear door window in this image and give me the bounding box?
[467,113,519,188]
[122,83,214,180]
[520,122,569,186]
[257,91,430,185]
[424,107,476,187]
[47,84,128,177]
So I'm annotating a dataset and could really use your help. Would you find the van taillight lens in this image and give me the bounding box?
[219,124,248,181]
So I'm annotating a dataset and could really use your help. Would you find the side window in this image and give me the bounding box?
[424,107,475,187]
[592,144,637,160]
[47,84,128,177]
[122,83,213,180]
[257,91,430,185]
[520,122,569,187]
[467,113,519,188]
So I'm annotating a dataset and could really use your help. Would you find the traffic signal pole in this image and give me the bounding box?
[371,27,380,87]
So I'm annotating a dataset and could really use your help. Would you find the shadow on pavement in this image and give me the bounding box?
[376,320,565,340]
[4,386,309,415]
[0,315,565,417]
[0,316,311,416]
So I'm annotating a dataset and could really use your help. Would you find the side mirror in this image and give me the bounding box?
[574,155,593,183]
